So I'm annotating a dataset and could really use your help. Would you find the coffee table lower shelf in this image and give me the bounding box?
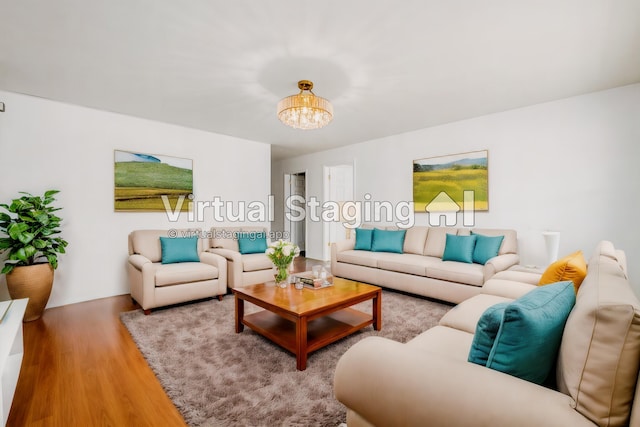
[242,308,373,367]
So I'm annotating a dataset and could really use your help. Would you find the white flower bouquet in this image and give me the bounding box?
[266,240,300,284]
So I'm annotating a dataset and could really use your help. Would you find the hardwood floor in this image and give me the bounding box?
[7,257,329,427]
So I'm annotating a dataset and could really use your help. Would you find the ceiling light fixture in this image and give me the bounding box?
[277,80,333,130]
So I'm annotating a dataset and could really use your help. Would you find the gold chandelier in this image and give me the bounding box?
[277,80,333,130]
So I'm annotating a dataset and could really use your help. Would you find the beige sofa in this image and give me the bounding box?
[331,226,519,304]
[334,241,640,427]
[207,226,275,289]
[128,229,227,314]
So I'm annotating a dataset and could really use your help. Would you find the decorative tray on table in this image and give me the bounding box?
[293,271,334,289]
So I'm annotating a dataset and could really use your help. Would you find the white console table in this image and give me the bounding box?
[0,299,27,427]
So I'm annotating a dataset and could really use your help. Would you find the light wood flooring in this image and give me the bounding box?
[7,257,328,426]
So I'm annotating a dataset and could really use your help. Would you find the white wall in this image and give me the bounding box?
[0,91,271,307]
[272,84,640,294]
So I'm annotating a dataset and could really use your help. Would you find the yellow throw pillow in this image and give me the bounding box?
[539,250,587,293]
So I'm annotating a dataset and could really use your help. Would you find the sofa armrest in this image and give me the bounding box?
[331,239,355,273]
[128,254,152,270]
[334,337,594,427]
[483,253,519,281]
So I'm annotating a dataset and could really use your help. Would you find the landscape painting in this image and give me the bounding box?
[114,150,193,212]
[413,150,488,212]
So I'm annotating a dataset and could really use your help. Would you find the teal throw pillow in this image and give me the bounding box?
[468,302,509,366]
[472,233,505,265]
[486,281,576,384]
[371,228,406,253]
[160,236,200,264]
[354,228,373,251]
[237,232,268,254]
[442,234,477,263]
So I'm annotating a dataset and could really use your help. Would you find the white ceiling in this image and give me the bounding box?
[1,1,639,160]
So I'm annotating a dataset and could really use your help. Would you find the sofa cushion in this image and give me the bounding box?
[427,261,484,287]
[403,226,429,255]
[440,293,512,334]
[557,248,640,427]
[481,279,536,300]
[376,253,439,277]
[160,236,200,264]
[241,253,273,272]
[371,229,406,253]
[468,302,509,365]
[154,262,218,287]
[336,250,380,268]
[539,250,587,292]
[472,228,518,255]
[472,233,504,265]
[492,270,542,285]
[442,234,477,263]
[423,227,458,258]
[129,229,202,262]
[485,281,576,385]
[237,232,268,254]
[354,228,373,251]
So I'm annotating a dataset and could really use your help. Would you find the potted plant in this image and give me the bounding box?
[0,190,68,321]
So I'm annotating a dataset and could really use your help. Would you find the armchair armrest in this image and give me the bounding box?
[334,337,593,427]
[128,254,152,270]
[331,239,355,273]
[200,251,228,287]
[208,247,244,288]
[208,248,242,263]
[483,253,519,281]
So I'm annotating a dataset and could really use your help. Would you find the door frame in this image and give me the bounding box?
[283,170,308,254]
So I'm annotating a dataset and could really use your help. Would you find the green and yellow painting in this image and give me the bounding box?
[114,150,193,211]
[413,150,488,212]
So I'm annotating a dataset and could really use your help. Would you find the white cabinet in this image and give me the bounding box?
[0,299,27,427]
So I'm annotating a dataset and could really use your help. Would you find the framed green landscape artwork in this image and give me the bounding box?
[413,150,488,212]
[114,150,193,212]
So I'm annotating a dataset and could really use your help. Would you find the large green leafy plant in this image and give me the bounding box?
[0,190,68,274]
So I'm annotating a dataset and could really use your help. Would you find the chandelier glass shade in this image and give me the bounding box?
[277,80,333,130]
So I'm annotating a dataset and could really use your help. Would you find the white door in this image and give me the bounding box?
[284,172,306,253]
[323,164,354,260]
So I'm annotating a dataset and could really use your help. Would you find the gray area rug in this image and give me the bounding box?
[120,289,452,427]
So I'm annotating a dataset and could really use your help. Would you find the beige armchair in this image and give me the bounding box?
[128,229,227,314]
[207,226,275,289]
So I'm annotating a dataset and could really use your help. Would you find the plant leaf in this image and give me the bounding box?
[18,231,35,245]
[7,222,28,239]
[47,255,58,269]
[32,239,47,249]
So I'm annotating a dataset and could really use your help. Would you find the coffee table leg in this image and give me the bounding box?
[296,317,308,371]
[373,290,382,331]
[235,296,244,333]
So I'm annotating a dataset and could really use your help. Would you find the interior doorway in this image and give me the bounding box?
[323,164,355,260]
[283,171,306,256]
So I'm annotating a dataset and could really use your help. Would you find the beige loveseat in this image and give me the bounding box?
[334,241,640,427]
[331,226,519,304]
[207,226,274,289]
[128,229,227,314]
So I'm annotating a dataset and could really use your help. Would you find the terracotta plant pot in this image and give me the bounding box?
[6,263,54,322]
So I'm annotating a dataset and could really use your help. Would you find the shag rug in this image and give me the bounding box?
[120,290,452,427]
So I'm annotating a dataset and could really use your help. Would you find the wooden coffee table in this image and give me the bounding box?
[232,277,382,371]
